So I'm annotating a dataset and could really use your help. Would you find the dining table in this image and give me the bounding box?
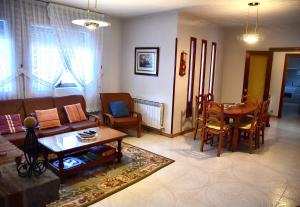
[224,102,257,151]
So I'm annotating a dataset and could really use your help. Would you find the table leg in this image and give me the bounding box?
[231,117,240,151]
[58,156,64,183]
[43,149,49,169]
[117,139,122,162]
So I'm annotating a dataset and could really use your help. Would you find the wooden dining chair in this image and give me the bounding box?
[193,94,207,140]
[238,104,261,154]
[241,95,259,105]
[201,101,231,157]
[257,99,270,146]
[207,93,214,101]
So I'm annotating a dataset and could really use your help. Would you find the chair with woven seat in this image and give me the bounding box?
[238,104,261,154]
[193,94,207,140]
[201,101,231,157]
[257,99,270,146]
[100,93,142,137]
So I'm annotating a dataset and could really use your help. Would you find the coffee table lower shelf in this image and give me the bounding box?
[45,149,122,182]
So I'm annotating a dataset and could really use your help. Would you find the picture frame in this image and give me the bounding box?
[135,47,159,76]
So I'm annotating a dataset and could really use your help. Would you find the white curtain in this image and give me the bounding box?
[21,0,64,98]
[47,4,104,112]
[0,0,22,99]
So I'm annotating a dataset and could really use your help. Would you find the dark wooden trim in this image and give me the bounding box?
[186,37,197,118]
[242,52,251,96]
[208,42,217,94]
[171,38,178,134]
[263,52,273,101]
[278,53,300,118]
[270,47,300,52]
[143,126,194,138]
[198,39,207,97]
[134,47,159,76]
[242,50,273,101]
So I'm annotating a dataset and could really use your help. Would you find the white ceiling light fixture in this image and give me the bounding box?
[72,0,111,30]
[239,2,262,44]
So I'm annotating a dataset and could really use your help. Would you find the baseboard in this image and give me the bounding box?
[142,125,193,138]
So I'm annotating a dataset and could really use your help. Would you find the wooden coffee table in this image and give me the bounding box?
[38,126,127,182]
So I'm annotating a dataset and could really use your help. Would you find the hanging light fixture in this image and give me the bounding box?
[240,2,261,44]
[72,0,111,29]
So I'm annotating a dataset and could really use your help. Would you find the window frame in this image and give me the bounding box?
[197,39,207,113]
[208,42,217,94]
[186,37,197,118]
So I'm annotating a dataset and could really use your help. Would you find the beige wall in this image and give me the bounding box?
[119,11,178,134]
[102,16,123,93]
[172,14,224,134]
[221,24,300,116]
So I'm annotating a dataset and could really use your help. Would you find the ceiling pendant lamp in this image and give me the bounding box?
[72,0,111,29]
[240,2,261,44]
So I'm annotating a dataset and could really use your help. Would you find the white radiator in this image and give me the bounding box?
[133,98,164,130]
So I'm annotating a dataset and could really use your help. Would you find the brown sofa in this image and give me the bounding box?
[100,93,142,137]
[0,95,100,147]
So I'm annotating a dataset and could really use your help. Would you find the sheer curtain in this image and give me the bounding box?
[0,0,22,99]
[21,0,64,98]
[47,4,103,111]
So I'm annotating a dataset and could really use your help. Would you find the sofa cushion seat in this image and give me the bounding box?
[2,132,27,147]
[38,125,71,137]
[68,120,98,131]
[114,117,139,128]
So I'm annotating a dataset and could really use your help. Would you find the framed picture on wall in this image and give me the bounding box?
[135,47,159,76]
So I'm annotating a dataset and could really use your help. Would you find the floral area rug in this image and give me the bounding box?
[47,142,174,207]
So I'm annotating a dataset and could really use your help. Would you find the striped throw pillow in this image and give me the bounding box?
[64,103,87,123]
[0,114,24,135]
[35,108,61,129]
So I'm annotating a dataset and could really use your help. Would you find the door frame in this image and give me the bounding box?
[278,53,300,118]
[242,51,273,101]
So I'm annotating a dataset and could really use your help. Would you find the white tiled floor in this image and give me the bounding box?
[91,118,300,207]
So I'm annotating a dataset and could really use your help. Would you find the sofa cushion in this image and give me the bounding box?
[54,95,86,124]
[36,108,61,129]
[38,125,71,137]
[68,120,98,131]
[64,103,87,123]
[0,114,24,135]
[114,117,139,128]
[109,101,130,118]
[2,132,27,147]
[0,99,26,122]
[23,97,55,116]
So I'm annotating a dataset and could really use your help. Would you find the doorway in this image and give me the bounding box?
[242,51,273,101]
[278,54,300,121]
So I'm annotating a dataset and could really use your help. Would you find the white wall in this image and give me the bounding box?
[120,11,178,134]
[221,24,300,116]
[172,14,224,134]
[102,16,122,93]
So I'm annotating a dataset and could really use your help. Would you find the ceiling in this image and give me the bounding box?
[52,0,300,26]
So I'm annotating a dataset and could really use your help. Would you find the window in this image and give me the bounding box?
[186,37,197,118]
[198,40,207,96]
[31,25,66,92]
[208,42,217,94]
[0,20,13,94]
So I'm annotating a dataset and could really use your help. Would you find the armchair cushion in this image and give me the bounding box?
[109,101,129,118]
[114,117,139,128]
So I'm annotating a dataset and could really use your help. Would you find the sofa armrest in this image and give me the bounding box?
[87,113,102,126]
[102,113,115,127]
